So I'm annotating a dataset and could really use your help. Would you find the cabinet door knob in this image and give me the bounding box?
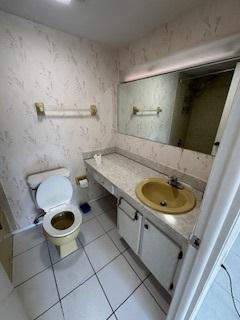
[134,213,138,221]
[144,224,149,230]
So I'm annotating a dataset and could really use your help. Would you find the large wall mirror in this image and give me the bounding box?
[118,60,240,155]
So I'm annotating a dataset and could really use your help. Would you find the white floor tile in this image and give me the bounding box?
[48,239,81,265]
[89,199,107,216]
[37,303,64,320]
[13,242,51,286]
[115,284,166,320]
[231,233,240,257]
[62,275,112,320]
[215,252,240,301]
[98,255,141,310]
[17,268,59,320]
[108,228,129,253]
[97,212,117,232]
[144,275,171,314]
[13,225,45,256]
[54,248,94,298]
[196,282,240,320]
[78,218,105,246]
[85,234,119,271]
[123,249,150,280]
[81,210,95,223]
[90,196,115,216]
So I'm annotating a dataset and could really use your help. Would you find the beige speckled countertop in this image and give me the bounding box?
[85,153,202,247]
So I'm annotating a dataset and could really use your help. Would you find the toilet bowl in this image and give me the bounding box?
[35,174,82,258]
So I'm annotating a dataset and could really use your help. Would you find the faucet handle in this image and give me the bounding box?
[169,176,178,182]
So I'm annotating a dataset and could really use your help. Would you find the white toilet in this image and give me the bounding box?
[27,168,82,258]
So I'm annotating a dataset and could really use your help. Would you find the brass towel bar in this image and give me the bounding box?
[35,102,97,117]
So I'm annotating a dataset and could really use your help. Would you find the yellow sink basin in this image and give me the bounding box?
[135,178,196,214]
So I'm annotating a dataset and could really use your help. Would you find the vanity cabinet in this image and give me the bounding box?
[117,198,182,293]
[140,219,181,292]
[92,171,115,195]
[117,198,142,254]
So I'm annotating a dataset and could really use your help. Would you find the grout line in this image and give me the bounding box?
[106,311,119,320]
[97,202,169,316]
[50,239,83,266]
[81,215,96,224]
[13,238,46,258]
[105,227,129,254]
[121,249,147,283]
[142,275,168,315]
[81,244,115,317]
[15,198,168,318]
[121,250,168,315]
[106,312,116,320]
[33,301,60,320]
[14,264,52,289]
[95,252,122,273]
[15,216,115,290]
[60,273,96,300]
[79,228,144,317]
[46,241,66,320]
[88,194,113,204]
[95,215,116,233]
[113,281,143,314]
[78,230,107,248]
[55,248,121,302]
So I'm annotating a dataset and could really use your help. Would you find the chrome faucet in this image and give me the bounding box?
[168,176,184,189]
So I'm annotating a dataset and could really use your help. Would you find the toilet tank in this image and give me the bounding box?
[27,168,70,190]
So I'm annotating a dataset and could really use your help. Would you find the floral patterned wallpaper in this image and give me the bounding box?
[0,11,118,229]
[118,72,179,143]
[1,0,240,230]
[116,0,240,182]
[119,0,240,70]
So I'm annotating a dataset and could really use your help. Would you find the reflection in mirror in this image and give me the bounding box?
[118,63,237,155]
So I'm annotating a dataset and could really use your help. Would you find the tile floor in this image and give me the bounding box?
[13,195,170,320]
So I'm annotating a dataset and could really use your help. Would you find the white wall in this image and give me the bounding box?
[196,233,240,319]
[116,0,240,182]
[0,11,118,230]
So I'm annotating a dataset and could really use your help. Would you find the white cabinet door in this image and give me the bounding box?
[140,219,181,292]
[117,199,142,254]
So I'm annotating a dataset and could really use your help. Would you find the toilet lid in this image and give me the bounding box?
[36,175,73,211]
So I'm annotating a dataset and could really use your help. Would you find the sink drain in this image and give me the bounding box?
[160,200,167,207]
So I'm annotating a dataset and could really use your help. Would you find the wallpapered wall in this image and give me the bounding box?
[116,0,240,181]
[1,0,240,230]
[118,72,179,143]
[0,11,118,229]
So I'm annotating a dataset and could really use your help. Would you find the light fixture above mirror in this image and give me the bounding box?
[55,0,71,5]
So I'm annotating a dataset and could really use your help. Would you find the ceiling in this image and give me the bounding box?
[0,0,202,47]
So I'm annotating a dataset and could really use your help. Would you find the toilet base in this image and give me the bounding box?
[59,239,78,258]
[43,226,80,258]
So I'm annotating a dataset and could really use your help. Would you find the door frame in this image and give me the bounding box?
[166,78,240,319]
[211,62,240,155]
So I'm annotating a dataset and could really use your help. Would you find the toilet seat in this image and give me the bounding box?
[36,175,82,238]
[43,203,82,237]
